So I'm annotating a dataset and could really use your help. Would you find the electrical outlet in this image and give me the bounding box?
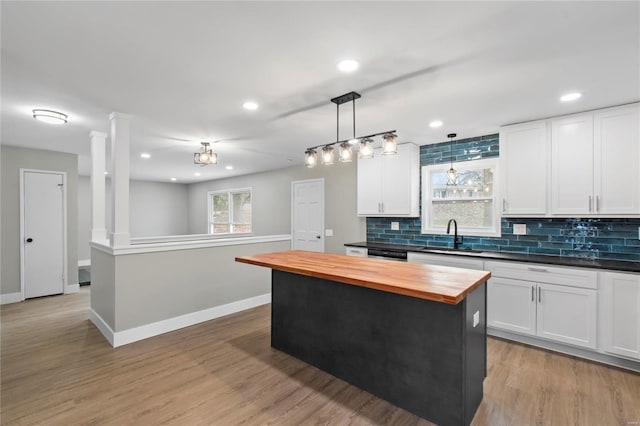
[473,311,480,327]
[391,222,400,231]
[325,229,333,237]
[513,224,527,235]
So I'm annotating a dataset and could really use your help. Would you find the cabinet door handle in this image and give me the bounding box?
[588,195,592,212]
[531,286,535,302]
[502,198,506,212]
[596,195,600,212]
[528,267,548,273]
[380,202,384,213]
[538,286,541,303]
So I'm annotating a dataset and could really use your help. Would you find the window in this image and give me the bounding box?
[208,188,252,235]
[421,158,500,237]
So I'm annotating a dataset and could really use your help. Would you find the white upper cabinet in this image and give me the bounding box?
[551,113,595,215]
[500,120,548,215]
[594,105,640,214]
[500,103,639,217]
[357,143,419,217]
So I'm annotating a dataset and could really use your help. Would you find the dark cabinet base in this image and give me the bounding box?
[271,270,487,426]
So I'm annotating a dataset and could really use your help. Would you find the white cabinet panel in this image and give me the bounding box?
[487,277,536,336]
[500,121,548,215]
[357,143,419,217]
[551,114,594,215]
[602,272,640,359]
[537,283,597,349]
[345,247,368,257]
[594,105,640,214]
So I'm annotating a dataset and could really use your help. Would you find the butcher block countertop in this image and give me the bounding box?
[236,250,491,305]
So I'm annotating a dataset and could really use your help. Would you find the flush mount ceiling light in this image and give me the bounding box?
[304,91,397,167]
[140,153,151,159]
[337,59,359,72]
[32,109,67,124]
[225,165,233,170]
[194,142,217,166]
[170,177,177,182]
[446,133,458,186]
[560,92,582,102]
[429,120,443,128]
[242,101,259,110]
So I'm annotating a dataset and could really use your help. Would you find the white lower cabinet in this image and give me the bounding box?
[601,272,640,360]
[486,261,598,350]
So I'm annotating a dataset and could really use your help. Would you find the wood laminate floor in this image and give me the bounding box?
[1,287,639,426]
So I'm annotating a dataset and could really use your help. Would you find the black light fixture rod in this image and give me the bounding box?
[352,99,356,139]
[336,102,340,143]
[306,130,396,150]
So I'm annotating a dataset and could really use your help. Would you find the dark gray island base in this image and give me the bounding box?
[271,270,487,426]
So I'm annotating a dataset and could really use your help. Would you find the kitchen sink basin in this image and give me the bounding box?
[419,247,484,255]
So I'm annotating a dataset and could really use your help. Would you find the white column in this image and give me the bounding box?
[109,112,131,247]
[90,131,108,243]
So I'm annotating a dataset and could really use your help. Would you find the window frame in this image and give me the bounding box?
[207,187,253,236]
[421,158,501,237]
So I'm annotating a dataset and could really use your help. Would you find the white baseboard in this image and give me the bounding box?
[65,283,80,294]
[0,292,24,305]
[89,309,115,346]
[90,293,271,348]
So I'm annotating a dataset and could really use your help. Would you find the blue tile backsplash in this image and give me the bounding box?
[367,135,640,262]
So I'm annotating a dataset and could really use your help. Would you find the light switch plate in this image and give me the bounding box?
[391,222,400,231]
[513,224,527,235]
[325,229,333,237]
[473,311,480,327]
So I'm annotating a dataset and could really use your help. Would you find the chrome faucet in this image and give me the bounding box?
[446,218,464,250]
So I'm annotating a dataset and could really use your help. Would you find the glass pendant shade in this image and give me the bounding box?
[305,149,318,168]
[381,133,398,155]
[447,167,457,185]
[339,142,353,162]
[321,145,335,165]
[359,138,374,159]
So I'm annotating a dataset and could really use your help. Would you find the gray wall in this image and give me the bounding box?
[188,161,366,254]
[1,146,78,295]
[77,176,190,260]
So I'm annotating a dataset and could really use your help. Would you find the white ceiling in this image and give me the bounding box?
[2,1,638,183]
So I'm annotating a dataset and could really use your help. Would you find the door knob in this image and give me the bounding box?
[26,238,33,243]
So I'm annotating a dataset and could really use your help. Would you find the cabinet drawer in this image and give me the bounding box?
[345,247,367,257]
[485,261,597,289]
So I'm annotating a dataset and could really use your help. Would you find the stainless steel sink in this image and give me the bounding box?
[419,247,484,255]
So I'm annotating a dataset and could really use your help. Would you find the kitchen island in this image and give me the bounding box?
[236,250,491,426]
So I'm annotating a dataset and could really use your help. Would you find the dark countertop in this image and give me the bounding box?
[345,241,640,273]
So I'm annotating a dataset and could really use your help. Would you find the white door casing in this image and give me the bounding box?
[291,179,324,252]
[20,170,67,299]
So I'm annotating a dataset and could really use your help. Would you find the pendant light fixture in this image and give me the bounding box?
[382,133,398,155]
[305,148,318,168]
[304,91,397,167]
[446,133,457,186]
[194,142,217,166]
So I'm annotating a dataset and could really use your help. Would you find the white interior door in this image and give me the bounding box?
[291,179,324,252]
[22,170,65,298]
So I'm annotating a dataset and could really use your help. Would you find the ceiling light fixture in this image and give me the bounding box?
[304,91,397,167]
[243,101,259,110]
[225,165,233,170]
[32,109,67,124]
[194,142,217,166]
[170,177,177,182]
[337,59,359,73]
[194,172,201,176]
[140,153,151,159]
[429,120,443,128]
[560,92,582,102]
[446,133,458,186]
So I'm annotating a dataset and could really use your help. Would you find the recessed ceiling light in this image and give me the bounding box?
[429,120,443,128]
[140,153,151,159]
[243,101,259,110]
[225,165,233,170]
[104,171,108,175]
[32,109,67,124]
[560,92,582,102]
[194,172,201,176]
[337,59,359,72]
[170,177,177,181]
